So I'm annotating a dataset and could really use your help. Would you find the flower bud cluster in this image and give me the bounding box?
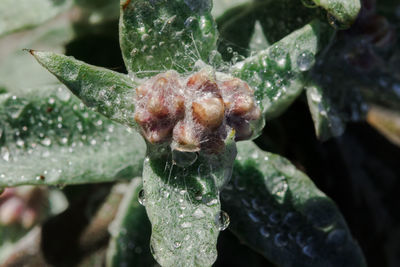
[134,68,261,153]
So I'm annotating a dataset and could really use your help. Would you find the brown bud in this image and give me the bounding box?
[231,94,255,115]
[173,121,200,152]
[192,97,225,129]
[147,93,169,118]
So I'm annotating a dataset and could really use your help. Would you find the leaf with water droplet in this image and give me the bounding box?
[120,0,217,77]
[106,178,156,267]
[231,20,334,119]
[221,141,366,267]
[0,85,146,187]
[306,80,346,141]
[142,139,236,267]
[0,0,72,37]
[31,51,138,128]
[303,0,361,29]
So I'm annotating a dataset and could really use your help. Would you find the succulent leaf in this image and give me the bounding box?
[142,138,236,267]
[0,86,145,187]
[119,0,218,77]
[222,141,367,267]
[231,20,334,119]
[31,51,138,128]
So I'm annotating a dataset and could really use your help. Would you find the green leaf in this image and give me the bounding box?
[31,51,138,128]
[0,86,145,187]
[255,0,322,44]
[306,0,361,29]
[0,0,72,37]
[119,0,218,77]
[142,140,236,267]
[231,20,333,119]
[107,178,156,267]
[221,141,366,267]
[305,80,345,141]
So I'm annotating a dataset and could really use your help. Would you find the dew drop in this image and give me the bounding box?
[296,51,315,71]
[215,210,230,231]
[260,226,270,238]
[274,233,288,247]
[193,208,205,218]
[138,189,146,206]
[327,13,347,30]
[173,241,182,249]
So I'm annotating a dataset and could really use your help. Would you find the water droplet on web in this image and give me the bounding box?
[138,189,146,206]
[248,211,261,223]
[301,0,317,8]
[181,222,192,228]
[215,211,230,231]
[41,138,51,146]
[172,150,198,167]
[296,51,315,71]
[274,233,288,247]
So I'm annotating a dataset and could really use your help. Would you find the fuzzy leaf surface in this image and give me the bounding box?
[306,0,361,28]
[0,87,145,187]
[143,141,236,267]
[306,80,345,141]
[31,51,138,128]
[231,20,333,119]
[107,178,156,267]
[119,0,218,77]
[0,0,71,37]
[221,141,366,267]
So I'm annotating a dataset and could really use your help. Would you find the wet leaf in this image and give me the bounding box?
[0,86,145,187]
[119,0,218,77]
[305,80,345,141]
[231,20,333,119]
[31,51,138,128]
[221,141,367,267]
[0,0,72,37]
[304,0,361,29]
[107,178,156,267]
[142,140,236,267]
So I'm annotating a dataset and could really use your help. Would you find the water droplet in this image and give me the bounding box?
[296,51,315,71]
[327,13,347,30]
[274,233,288,247]
[181,222,192,228]
[260,226,270,238]
[301,0,317,8]
[173,241,182,249]
[215,211,230,231]
[300,244,315,258]
[248,211,261,223]
[172,150,198,167]
[138,189,146,206]
[269,212,281,224]
[202,193,218,206]
[227,47,233,53]
[41,138,51,146]
[193,208,205,218]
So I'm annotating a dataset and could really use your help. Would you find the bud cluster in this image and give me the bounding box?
[134,68,261,153]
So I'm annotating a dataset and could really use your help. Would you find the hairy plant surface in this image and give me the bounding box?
[0,0,399,266]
